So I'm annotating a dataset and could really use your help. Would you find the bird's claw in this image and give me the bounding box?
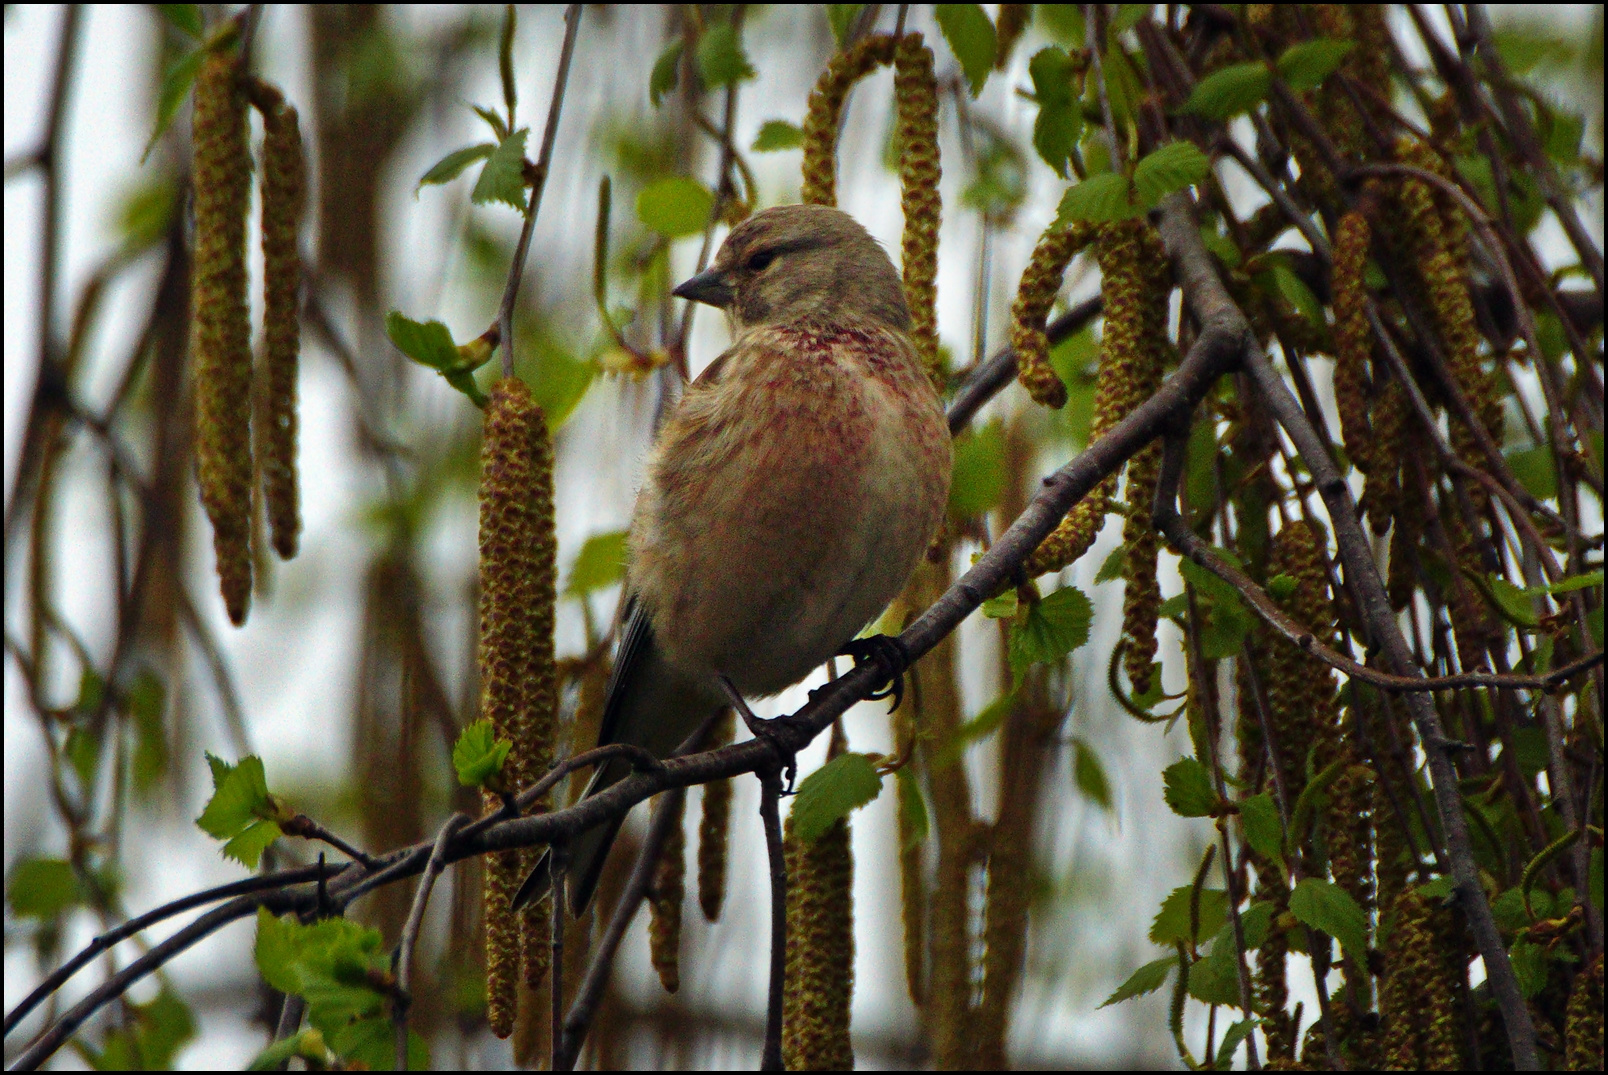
[836,634,911,713]
[718,676,800,793]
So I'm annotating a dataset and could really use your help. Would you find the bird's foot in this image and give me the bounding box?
[836,634,911,713]
[717,676,799,793]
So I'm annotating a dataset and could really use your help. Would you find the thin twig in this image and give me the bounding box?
[758,767,787,1071]
[946,296,1104,434]
[393,813,469,1072]
[496,2,582,380]
[280,814,380,869]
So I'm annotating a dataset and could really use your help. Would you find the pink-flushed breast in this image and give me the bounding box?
[629,318,951,696]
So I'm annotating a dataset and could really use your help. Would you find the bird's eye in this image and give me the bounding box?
[746,249,778,273]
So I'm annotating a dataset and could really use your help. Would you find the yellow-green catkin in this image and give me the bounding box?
[191,43,255,625]
[1262,522,1342,794]
[478,378,557,1035]
[697,708,735,922]
[895,707,927,1009]
[893,33,942,385]
[648,794,686,993]
[1009,222,1096,408]
[800,34,899,207]
[1393,141,1502,503]
[1332,212,1376,474]
[248,78,304,561]
[781,812,855,1071]
[1028,220,1162,577]
[1255,875,1295,1062]
[1378,890,1463,1069]
[1565,955,1604,1070]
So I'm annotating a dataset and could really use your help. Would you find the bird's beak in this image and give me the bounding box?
[672,267,735,308]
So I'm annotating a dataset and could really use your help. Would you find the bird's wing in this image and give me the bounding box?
[596,593,651,749]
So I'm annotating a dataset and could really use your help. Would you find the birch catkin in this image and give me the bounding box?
[191,43,255,625]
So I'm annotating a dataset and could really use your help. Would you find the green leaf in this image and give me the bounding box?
[1529,569,1605,599]
[752,119,804,152]
[7,857,80,919]
[1188,946,1242,1006]
[1132,141,1210,209]
[1007,586,1094,683]
[1110,4,1151,34]
[1072,738,1113,811]
[471,104,509,141]
[566,531,629,596]
[1099,955,1176,1007]
[223,820,282,869]
[127,668,168,793]
[1509,938,1547,998]
[826,5,865,47]
[522,332,594,429]
[934,4,997,96]
[1542,110,1585,164]
[1589,846,1603,919]
[981,590,1018,619]
[1239,791,1285,864]
[1275,38,1355,92]
[790,753,883,843]
[637,176,715,238]
[255,908,393,1037]
[1268,260,1325,327]
[452,719,512,788]
[125,989,196,1070]
[1094,543,1128,585]
[1033,104,1082,179]
[333,1015,429,1070]
[696,23,755,89]
[117,180,178,253]
[1483,572,1540,628]
[471,128,530,211]
[417,143,497,191]
[1054,171,1140,224]
[1504,444,1557,500]
[948,420,1006,518]
[1267,573,1298,601]
[161,5,204,37]
[1215,1019,1257,1069]
[65,725,100,791]
[1180,61,1271,121]
[1163,757,1218,817]
[196,754,273,838]
[1288,877,1368,958]
[895,765,929,849]
[1198,225,1241,268]
[937,692,1015,767]
[1150,885,1228,945]
[1037,5,1085,47]
[649,40,684,107]
[1029,46,1076,106]
[248,1030,330,1072]
[143,47,205,163]
[385,312,460,371]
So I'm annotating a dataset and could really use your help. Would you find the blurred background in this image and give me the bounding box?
[5,4,1601,1069]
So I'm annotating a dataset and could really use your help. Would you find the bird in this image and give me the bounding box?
[514,203,952,914]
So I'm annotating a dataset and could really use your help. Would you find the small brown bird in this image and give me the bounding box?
[515,203,951,913]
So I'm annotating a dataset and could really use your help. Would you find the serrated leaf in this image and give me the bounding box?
[1504,444,1557,501]
[1029,46,1076,106]
[1215,1019,1257,1069]
[1072,738,1113,811]
[1033,103,1082,179]
[1524,568,1603,599]
[1150,885,1229,945]
[981,590,1018,619]
[949,420,1006,518]
[1239,791,1284,864]
[452,719,512,787]
[1133,141,1210,208]
[223,819,283,868]
[751,119,803,152]
[7,858,80,919]
[143,47,205,163]
[1008,586,1094,683]
[196,754,273,839]
[696,22,755,89]
[1288,877,1368,957]
[934,4,997,97]
[1509,937,1547,998]
[417,143,497,191]
[566,531,629,596]
[1163,757,1218,817]
[1093,543,1127,585]
[1054,171,1140,224]
[637,176,714,238]
[1484,572,1540,628]
[1180,61,1271,121]
[1099,955,1176,1007]
[1275,38,1355,92]
[385,312,460,370]
[790,753,883,843]
[895,765,928,849]
[649,39,684,106]
[1188,946,1242,1006]
[471,128,530,210]
[161,5,204,37]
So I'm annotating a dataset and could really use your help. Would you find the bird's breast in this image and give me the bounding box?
[630,323,950,695]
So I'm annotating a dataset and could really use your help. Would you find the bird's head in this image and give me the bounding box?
[672,204,911,334]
